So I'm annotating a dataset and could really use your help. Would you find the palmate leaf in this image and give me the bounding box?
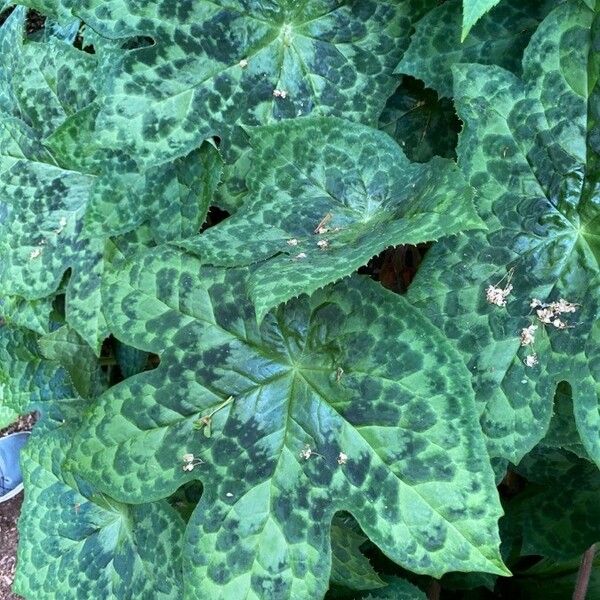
[67,247,506,600]
[14,423,185,600]
[397,0,560,98]
[0,10,221,350]
[179,117,483,321]
[0,8,109,351]
[407,1,600,466]
[18,0,437,214]
[27,0,434,164]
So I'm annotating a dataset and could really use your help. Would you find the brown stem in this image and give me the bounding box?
[427,579,441,600]
[573,543,597,600]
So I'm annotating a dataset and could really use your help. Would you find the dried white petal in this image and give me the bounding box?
[519,325,537,346]
[337,452,348,465]
[524,354,538,367]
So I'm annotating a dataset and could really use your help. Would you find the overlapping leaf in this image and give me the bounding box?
[15,423,185,600]
[0,325,74,419]
[398,0,560,98]
[407,1,600,467]
[18,0,438,213]
[0,8,109,350]
[513,448,600,561]
[330,515,384,591]
[24,0,434,163]
[0,10,222,351]
[462,0,501,40]
[379,77,460,163]
[68,247,506,599]
[180,117,482,320]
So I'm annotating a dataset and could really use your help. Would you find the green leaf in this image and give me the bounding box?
[330,515,385,591]
[397,0,560,98]
[0,325,74,417]
[359,577,427,600]
[69,246,506,598]
[0,8,109,351]
[0,295,53,335]
[407,2,600,466]
[378,77,460,163]
[32,0,432,164]
[49,105,224,241]
[14,424,185,600]
[512,450,600,560]
[0,404,18,429]
[179,117,483,321]
[541,382,591,460]
[38,325,107,398]
[462,0,501,40]
[114,339,150,379]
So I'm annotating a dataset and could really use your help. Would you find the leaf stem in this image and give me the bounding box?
[427,579,441,600]
[573,543,597,600]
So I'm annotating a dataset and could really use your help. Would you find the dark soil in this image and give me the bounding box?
[0,414,36,600]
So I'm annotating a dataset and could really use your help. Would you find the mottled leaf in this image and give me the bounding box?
[513,449,600,560]
[179,117,482,320]
[0,8,109,350]
[330,514,385,591]
[0,404,18,429]
[378,77,460,162]
[14,423,185,600]
[0,295,54,335]
[68,246,506,599]
[0,325,74,417]
[27,0,432,163]
[38,325,107,398]
[398,0,559,97]
[462,0,501,40]
[407,2,600,466]
[359,577,427,600]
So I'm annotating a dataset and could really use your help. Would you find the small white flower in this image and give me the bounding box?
[295,252,307,260]
[337,452,348,465]
[226,492,234,498]
[552,318,567,330]
[524,354,538,368]
[300,444,313,460]
[536,308,554,324]
[182,453,195,463]
[486,284,513,307]
[273,89,287,98]
[530,298,543,309]
[238,58,248,68]
[182,463,195,472]
[287,238,299,247]
[519,325,537,346]
[317,239,329,249]
[316,226,329,235]
[552,298,578,314]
